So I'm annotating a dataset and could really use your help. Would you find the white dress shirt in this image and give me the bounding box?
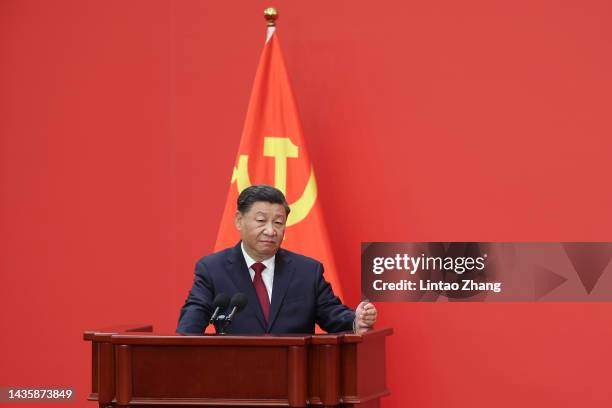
[241,242,274,302]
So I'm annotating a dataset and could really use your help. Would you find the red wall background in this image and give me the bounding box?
[1,0,611,407]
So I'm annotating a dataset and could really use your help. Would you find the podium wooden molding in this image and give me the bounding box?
[83,325,392,408]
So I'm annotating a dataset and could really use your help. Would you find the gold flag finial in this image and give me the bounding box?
[264,7,278,27]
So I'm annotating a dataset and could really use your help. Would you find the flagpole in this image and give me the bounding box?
[264,7,277,42]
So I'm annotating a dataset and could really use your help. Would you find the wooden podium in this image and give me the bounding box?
[83,326,392,408]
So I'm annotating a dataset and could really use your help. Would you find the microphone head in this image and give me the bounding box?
[213,293,230,310]
[229,293,248,312]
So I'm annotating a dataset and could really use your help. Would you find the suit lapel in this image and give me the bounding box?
[225,242,266,331]
[268,249,294,331]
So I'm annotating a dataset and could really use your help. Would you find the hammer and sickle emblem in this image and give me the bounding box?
[231,137,317,227]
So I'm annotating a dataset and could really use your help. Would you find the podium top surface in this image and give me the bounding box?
[83,325,393,345]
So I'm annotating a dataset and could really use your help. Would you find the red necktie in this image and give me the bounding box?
[251,262,270,323]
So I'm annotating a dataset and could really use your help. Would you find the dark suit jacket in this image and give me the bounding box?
[177,242,355,334]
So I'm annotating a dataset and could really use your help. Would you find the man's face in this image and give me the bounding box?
[235,201,287,261]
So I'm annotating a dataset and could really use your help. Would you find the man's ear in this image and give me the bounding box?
[234,211,242,231]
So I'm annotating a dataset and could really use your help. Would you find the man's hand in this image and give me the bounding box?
[354,301,377,334]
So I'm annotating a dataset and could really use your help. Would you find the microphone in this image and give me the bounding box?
[225,293,248,323]
[209,293,230,324]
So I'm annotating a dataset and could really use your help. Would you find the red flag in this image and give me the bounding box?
[214,27,344,305]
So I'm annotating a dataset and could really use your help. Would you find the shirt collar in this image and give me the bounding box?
[241,241,275,270]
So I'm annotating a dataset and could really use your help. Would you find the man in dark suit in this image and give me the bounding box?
[177,185,377,334]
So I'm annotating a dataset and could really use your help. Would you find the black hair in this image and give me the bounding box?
[237,185,291,216]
